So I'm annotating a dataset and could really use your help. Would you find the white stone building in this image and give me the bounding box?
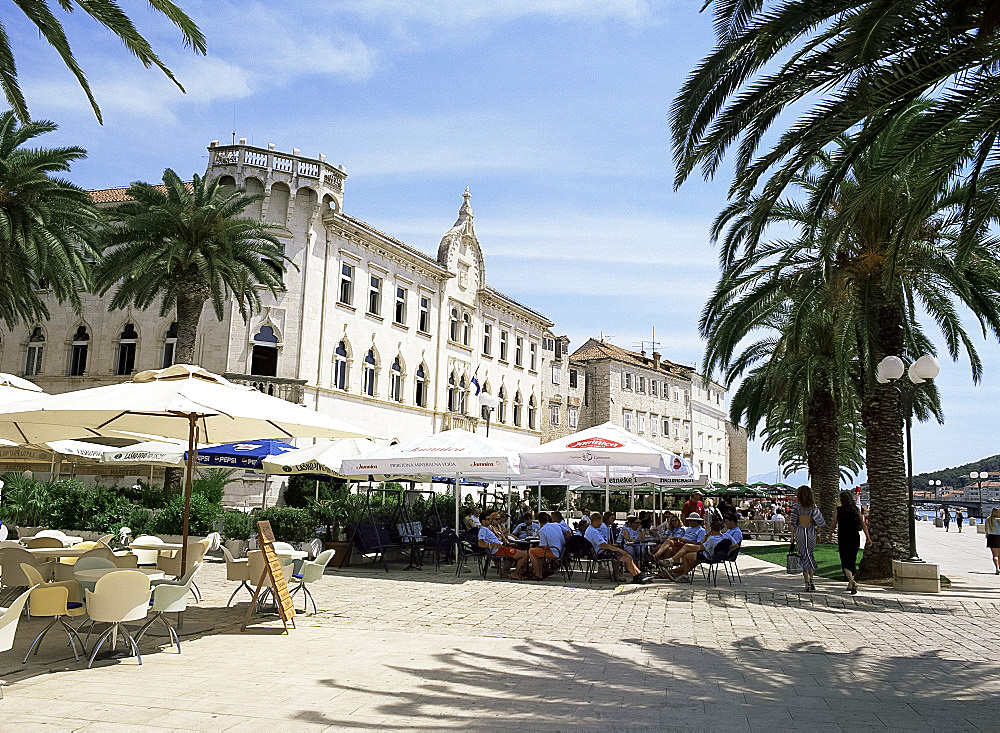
[690,378,730,482]
[0,141,556,498]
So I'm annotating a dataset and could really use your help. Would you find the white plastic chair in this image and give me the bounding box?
[289,549,335,614]
[72,557,117,594]
[35,530,68,542]
[85,571,151,668]
[95,534,114,546]
[53,543,117,581]
[221,545,252,607]
[0,524,8,542]
[19,564,87,662]
[0,587,34,698]
[130,535,164,567]
[137,564,202,653]
[247,550,293,610]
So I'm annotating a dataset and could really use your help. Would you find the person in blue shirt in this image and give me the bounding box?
[511,511,540,539]
[551,510,572,537]
[530,512,566,580]
[723,517,743,549]
[478,512,529,579]
[600,511,617,543]
[654,513,704,564]
[620,516,645,561]
[584,513,652,584]
[664,519,726,581]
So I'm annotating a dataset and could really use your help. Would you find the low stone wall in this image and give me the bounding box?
[892,559,940,593]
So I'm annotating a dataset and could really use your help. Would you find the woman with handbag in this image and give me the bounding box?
[986,508,1000,574]
[829,490,871,594]
[790,485,825,591]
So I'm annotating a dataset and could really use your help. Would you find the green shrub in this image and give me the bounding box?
[254,506,317,543]
[151,493,222,536]
[283,474,347,507]
[0,473,50,526]
[192,468,238,505]
[221,509,255,540]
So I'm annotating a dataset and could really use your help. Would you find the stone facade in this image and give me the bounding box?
[549,338,747,483]
[726,421,749,483]
[0,141,556,501]
[538,335,585,443]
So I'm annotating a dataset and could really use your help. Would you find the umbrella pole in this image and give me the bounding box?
[455,472,461,533]
[604,466,610,513]
[537,482,541,514]
[180,415,197,575]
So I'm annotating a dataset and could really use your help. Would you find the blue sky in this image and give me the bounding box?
[12,0,1000,479]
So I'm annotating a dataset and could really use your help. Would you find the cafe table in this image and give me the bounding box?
[20,535,84,546]
[128,541,185,552]
[26,546,94,560]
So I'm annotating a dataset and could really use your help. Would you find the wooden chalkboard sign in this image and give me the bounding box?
[241,520,296,632]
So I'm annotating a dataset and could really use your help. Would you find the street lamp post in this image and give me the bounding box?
[479,392,500,437]
[928,479,942,500]
[970,471,987,502]
[877,353,941,562]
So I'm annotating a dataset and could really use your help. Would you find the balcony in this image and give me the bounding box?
[207,142,346,191]
[223,374,307,404]
[441,413,479,432]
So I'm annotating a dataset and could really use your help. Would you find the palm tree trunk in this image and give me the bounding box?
[858,297,908,580]
[805,384,840,539]
[174,283,207,364]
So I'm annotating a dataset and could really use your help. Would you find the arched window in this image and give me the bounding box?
[161,322,177,368]
[115,323,138,375]
[389,356,403,402]
[362,349,377,397]
[414,364,427,407]
[513,391,523,427]
[251,325,279,377]
[528,395,537,430]
[24,326,44,377]
[69,325,89,376]
[498,386,507,423]
[480,382,492,420]
[449,308,459,342]
[462,313,471,346]
[447,371,458,412]
[458,375,468,413]
[333,340,349,390]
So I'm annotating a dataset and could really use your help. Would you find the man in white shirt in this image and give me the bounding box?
[530,512,565,579]
[584,513,651,584]
[478,512,529,579]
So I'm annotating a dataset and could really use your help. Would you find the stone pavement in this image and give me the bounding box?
[1,530,998,732]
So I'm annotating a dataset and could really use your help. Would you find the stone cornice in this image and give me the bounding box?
[328,217,451,282]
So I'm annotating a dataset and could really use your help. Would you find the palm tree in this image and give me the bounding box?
[702,241,861,530]
[93,169,290,365]
[0,111,101,329]
[671,1,1000,254]
[706,103,1000,578]
[3,0,206,124]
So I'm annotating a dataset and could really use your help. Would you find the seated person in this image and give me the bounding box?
[529,512,565,579]
[511,511,540,539]
[463,506,482,531]
[574,513,591,535]
[653,513,703,561]
[620,516,645,561]
[584,512,651,584]
[478,512,529,579]
[664,519,726,581]
[551,510,573,537]
[600,511,618,543]
[652,512,680,542]
[770,509,785,522]
[723,517,743,550]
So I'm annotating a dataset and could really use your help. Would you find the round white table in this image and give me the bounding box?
[277,550,308,561]
[26,546,93,559]
[74,567,165,582]
[128,541,185,552]
[20,535,83,546]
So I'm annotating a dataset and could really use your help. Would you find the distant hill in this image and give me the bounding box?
[915,455,1000,487]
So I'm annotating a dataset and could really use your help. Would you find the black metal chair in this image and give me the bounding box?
[725,544,742,584]
[697,538,733,586]
[565,535,616,584]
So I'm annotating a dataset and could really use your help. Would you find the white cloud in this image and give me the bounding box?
[337,0,657,26]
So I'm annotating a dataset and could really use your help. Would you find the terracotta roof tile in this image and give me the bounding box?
[88,183,191,204]
[570,339,693,378]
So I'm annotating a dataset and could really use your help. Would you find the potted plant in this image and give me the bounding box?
[309,497,355,567]
[221,509,254,558]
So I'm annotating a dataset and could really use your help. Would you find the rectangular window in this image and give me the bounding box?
[551,363,561,385]
[568,406,579,428]
[684,389,690,405]
[623,409,633,432]
[638,376,646,393]
[674,421,680,439]
[662,418,669,436]
[161,341,175,369]
[483,323,492,355]
[550,404,561,426]
[515,336,523,366]
[116,342,136,376]
[70,344,88,377]
[684,422,691,440]
[650,380,657,398]
[543,337,554,351]
[529,342,537,371]
[626,373,633,391]
[24,345,43,376]
[339,263,354,305]
[651,414,658,436]
[674,387,680,402]
[500,331,509,362]
[368,274,382,315]
[554,340,562,359]
[394,287,407,325]
[621,371,628,390]
[638,412,646,434]
[698,432,704,449]
[418,296,430,333]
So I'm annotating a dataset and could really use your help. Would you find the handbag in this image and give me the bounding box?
[785,541,801,574]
